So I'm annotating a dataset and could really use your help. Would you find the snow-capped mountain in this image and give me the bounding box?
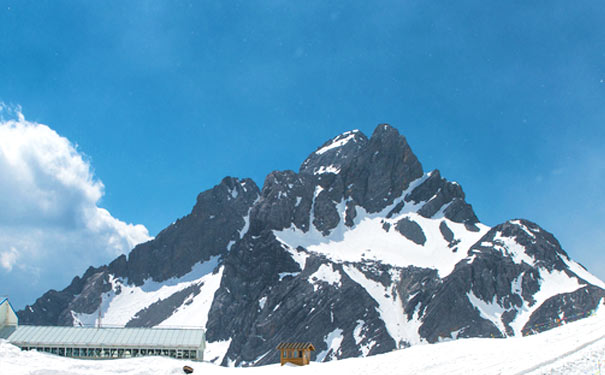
[18,124,605,366]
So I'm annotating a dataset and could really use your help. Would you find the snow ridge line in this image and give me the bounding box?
[513,334,605,375]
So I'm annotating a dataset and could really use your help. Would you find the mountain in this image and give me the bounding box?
[17,124,605,366]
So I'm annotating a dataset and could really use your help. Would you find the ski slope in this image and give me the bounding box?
[1,302,604,375]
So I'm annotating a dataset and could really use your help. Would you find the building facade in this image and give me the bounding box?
[0,298,205,361]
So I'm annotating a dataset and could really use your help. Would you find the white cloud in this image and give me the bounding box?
[0,105,151,308]
[0,247,18,272]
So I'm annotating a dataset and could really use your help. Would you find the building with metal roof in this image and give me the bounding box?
[0,298,205,361]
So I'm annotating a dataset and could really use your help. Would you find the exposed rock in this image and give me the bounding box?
[123,177,260,285]
[439,221,454,243]
[522,286,605,335]
[395,218,426,245]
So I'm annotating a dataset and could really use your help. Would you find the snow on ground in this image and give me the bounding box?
[343,265,423,347]
[560,254,605,290]
[467,291,509,336]
[2,302,605,375]
[313,130,359,155]
[204,339,232,365]
[156,266,224,328]
[508,268,583,336]
[274,173,490,279]
[73,257,221,328]
[489,232,537,266]
[315,328,344,362]
[308,264,342,291]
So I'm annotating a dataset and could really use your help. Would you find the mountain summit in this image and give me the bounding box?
[18,124,605,366]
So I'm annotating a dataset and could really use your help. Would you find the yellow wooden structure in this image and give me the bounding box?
[277,342,315,366]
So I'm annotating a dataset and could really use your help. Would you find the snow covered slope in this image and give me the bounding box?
[2,301,605,375]
[17,124,605,366]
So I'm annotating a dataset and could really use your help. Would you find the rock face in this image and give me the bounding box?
[18,124,605,367]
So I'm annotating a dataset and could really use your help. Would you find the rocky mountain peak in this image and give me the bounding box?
[114,176,260,286]
[472,219,571,271]
[16,123,605,368]
[343,124,423,213]
[405,169,479,225]
[299,129,368,175]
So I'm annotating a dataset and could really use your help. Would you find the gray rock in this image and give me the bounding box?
[522,286,605,335]
[439,221,454,243]
[395,218,426,245]
[123,177,260,285]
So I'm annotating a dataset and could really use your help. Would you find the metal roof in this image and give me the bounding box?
[2,326,205,349]
[276,342,315,350]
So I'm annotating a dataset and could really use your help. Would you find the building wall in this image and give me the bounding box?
[16,345,203,361]
[0,299,19,328]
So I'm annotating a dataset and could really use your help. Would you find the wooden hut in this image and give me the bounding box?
[276,342,315,366]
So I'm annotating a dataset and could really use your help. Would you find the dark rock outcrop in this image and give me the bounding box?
[395,218,426,245]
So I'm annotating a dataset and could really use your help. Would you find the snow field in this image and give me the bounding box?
[1,302,604,375]
[72,257,222,328]
[274,172,490,279]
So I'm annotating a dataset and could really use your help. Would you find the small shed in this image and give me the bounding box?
[276,342,315,366]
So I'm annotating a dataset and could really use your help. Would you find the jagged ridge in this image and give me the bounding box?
[18,124,605,367]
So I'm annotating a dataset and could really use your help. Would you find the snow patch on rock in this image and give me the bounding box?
[344,265,423,347]
[316,328,344,362]
[308,264,342,291]
[510,268,584,335]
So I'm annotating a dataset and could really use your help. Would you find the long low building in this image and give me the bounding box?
[0,298,205,361]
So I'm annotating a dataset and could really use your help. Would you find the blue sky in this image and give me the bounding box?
[1,1,604,308]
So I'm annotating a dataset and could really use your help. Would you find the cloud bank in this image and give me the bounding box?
[0,105,151,308]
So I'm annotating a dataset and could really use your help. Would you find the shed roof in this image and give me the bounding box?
[1,326,205,349]
[276,342,315,350]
